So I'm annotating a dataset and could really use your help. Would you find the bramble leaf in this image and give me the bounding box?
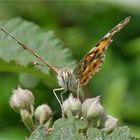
[106,126,130,140]
[0,17,75,79]
[45,117,87,140]
[86,127,105,140]
[28,125,47,140]
[29,117,138,140]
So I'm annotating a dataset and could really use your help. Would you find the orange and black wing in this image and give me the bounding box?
[73,17,130,86]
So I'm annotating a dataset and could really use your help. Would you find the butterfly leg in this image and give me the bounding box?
[53,87,64,107]
[53,87,65,117]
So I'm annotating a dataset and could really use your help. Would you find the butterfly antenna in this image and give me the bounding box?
[0,26,59,74]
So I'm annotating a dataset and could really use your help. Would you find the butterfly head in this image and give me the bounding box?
[57,68,77,91]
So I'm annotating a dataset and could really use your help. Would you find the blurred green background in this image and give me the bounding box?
[0,1,140,139]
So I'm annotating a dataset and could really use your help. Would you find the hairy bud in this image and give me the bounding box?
[62,94,81,117]
[81,96,105,120]
[9,87,34,112]
[102,115,118,133]
[35,104,52,124]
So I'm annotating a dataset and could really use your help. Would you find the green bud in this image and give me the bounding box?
[20,109,35,132]
[62,94,81,117]
[9,87,34,113]
[35,104,52,124]
[102,115,118,133]
[81,96,105,120]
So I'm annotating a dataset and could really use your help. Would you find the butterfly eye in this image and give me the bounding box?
[61,71,65,76]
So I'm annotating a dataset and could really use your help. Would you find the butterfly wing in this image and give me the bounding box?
[73,17,130,86]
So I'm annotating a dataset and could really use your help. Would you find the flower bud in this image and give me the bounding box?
[102,115,118,133]
[35,104,52,124]
[62,94,81,117]
[81,96,105,120]
[9,87,34,112]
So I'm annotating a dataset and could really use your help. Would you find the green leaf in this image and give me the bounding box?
[86,127,105,140]
[106,126,130,140]
[28,125,47,140]
[0,17,75,78]
[46,117,87,140]
[28,117,87,140]
[28,117,138,140]
[86,126,137,140]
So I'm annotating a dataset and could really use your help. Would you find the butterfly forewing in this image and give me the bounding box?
[73,17,130,86]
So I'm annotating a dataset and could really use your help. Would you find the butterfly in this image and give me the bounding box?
[0,17,130,108]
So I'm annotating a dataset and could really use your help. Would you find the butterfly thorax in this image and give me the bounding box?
[57,68,78,92]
